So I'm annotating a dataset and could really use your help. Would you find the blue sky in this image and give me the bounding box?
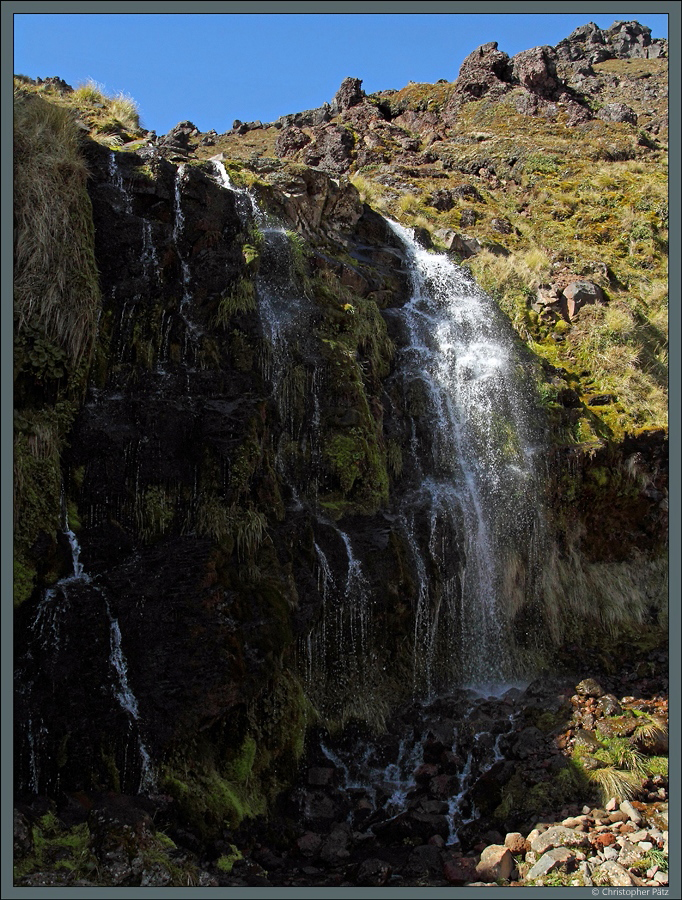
[14,11,670,136]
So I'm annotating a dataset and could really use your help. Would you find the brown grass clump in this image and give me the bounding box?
[14,88,101,369]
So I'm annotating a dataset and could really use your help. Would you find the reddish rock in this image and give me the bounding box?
[504,832,529,855]
[443,855,478,885]
[296,832,322,858]
[511,45,561,98]
[591,832,617,849]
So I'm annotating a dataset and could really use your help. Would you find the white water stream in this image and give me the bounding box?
[25,497,155,793]
[387,221,544,690]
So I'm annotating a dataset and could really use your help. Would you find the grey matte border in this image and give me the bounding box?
[2,2,679,898]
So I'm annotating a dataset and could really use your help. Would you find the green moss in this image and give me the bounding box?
[324,431,366,493]
[217,846,243,873]
[13,557,37,607]
[227,735,257,784]
[15,813,95,881]
[646,756,668,776]
[493,760,588,824]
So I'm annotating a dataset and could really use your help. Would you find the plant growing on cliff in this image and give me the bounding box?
[14,89,101,369]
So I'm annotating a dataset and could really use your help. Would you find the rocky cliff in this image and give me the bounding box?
[13,19,668,889]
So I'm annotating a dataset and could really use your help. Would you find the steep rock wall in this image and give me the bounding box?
[14,111,667,836]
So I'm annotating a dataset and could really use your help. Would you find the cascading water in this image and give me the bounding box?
[108,151,132,214]
[387,221,545,690]
[106,607,155,791]
[301,528,375,720]
[18,497,154,794]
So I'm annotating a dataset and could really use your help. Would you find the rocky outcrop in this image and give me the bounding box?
[511,45,561,99]
[556,20,667,68]
[330,76,365,113]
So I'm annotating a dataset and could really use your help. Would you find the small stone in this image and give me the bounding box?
[504,832,528,855]
[619,800,642,824]
[629,829,648,842]
[593,860,640,886]
[654,871,668,884]
[603,846,619,861]
[526,847,574,880]
[575,678,604,697]
[606,797,618,811]
[638,841,654,851]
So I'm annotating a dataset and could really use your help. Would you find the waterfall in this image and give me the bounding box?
[173,164,191,308]
[20,497,154,794]
[387,221,544,690]
[108,151,132,214]
[106,606,156,791]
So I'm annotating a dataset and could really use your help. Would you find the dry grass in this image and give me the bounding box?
[539,542,667,646]
[14,88,102,368]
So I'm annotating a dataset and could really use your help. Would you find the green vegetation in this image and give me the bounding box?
[215,278,257,327]
[14,812,95,881]
[571,712,668,803]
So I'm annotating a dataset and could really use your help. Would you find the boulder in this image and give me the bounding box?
[573,729,601,752]
[562,280,605,319]
[512,726,545,759]
[443,855,478,884]
[475,845,514,882]
[592,860,642,886]
[303,124,355,174]
[456,42,511,99]
[405,843,444,876]
[597,103,637,125]
[619,800,642,824]
[504,832,529,855]
[275,126,311,157]
[428,189,456,211]
[526,846,575,880]
[511,46,561,99]
[159,121,199,154]
[596,716,637,739]
[530,826,589,855]
[356,858,391,886]
[452,183,484,202]
[596,694,623,716]
[490,217,513,234]
[443,233,483,258]
[296,831,322,858]
[319,823,351,864]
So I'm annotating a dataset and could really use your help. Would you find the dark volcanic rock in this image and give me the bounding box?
[511,45,561,98]
[456,42,512,98]
[597,102,638,125]
[275,125,311,157]
[303,124,356,173]
[331,76,365,113]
